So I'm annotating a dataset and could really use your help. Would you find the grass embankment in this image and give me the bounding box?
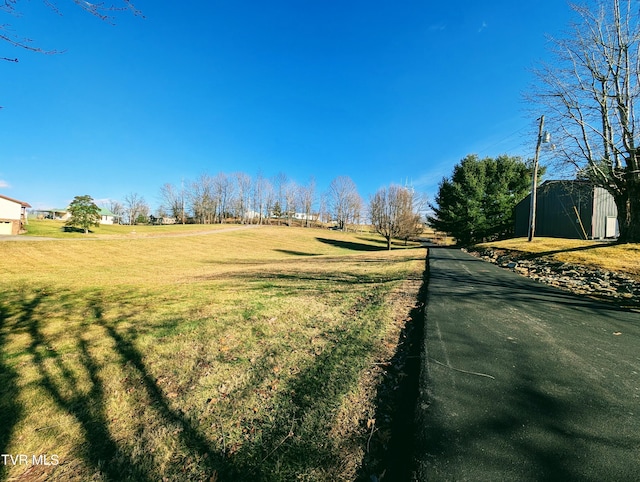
[0,225,426,481]
[477,237,640,278]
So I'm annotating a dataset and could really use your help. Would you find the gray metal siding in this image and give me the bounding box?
[592,187,618,238]
[514,181,618,240]
[535,182,592,239]
[514,194,530,237]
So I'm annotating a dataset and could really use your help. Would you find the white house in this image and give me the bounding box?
[38,206,116,225]
[37,208,71,221]
[99,207,116,225]
[0,194,31,235]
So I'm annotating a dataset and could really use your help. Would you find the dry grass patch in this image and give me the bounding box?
[24,218,238,238]
[478,237,640,278]
[0,227,426,481]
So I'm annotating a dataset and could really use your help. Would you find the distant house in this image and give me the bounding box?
[38,208,71,221]
[148,215,176,225]
[514,180,619,240]
[0,194,31,235]
[99,207,117,225]
[38,206,117,225]
[292,212,317,222]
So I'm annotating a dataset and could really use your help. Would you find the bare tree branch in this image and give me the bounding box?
[1,0,141,62]
[532,0,640,241]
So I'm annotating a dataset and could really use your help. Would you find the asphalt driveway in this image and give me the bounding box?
[415,247,640,481]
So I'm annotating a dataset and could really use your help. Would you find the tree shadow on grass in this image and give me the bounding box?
[356,236,423,248]
[0,288,230,481]
[0,275,417,481]
[12,290,154,481]
[273,249,320,257]
[0,302,23,481]
[62,226,93,234]
[316,237,388,251]
[495,241,617,261]
[86,295,233,480]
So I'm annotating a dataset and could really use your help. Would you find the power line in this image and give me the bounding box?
[476,125,530,156]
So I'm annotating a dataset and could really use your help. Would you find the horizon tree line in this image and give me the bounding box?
[153,172,367,230]
[101,172,426,240]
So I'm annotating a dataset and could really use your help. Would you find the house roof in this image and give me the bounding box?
[99,207,116,216]
[36,208,68,213]
[0,194,31,208]
[39,207,116,216]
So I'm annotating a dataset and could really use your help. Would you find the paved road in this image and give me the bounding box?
[416,247,640,481]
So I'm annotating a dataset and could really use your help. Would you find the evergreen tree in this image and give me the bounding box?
[428,155,535,245]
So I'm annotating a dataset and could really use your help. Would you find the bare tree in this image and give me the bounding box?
[284,179,298,226]
[348,191,364,230]
[396,188,426,245]
[234,172,252,223]
[189,174,217,224]
[298,177,317,227]
[369,185,423,249]
[213,172,234,223]
[532,0,640,242]
[263,178,275,224]
[271,172,288,226]
[123,192,148,225]
[252,172,271,225]
[107,200,124,224]
[318,192,330,225]
[327,176,361,231]
[159,183,186,223]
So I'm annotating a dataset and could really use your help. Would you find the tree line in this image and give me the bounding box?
[85,172,426,249]
[106,173,364,228]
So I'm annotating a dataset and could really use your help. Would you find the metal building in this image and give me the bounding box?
[514,180,619,240]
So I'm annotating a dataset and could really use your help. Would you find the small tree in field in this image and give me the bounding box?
[66,195,100,234]
[328,176,361,231]
[370,185,423,250]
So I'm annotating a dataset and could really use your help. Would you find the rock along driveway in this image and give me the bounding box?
[416,247,640,481]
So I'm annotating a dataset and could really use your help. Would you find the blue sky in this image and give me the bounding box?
[1,0,575,212]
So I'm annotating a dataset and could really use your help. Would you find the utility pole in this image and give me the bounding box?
[528,115,545,242]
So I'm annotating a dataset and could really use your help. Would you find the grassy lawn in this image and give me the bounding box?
[0,226,426,481]
[23,219,235,238]
[477,237,640,277]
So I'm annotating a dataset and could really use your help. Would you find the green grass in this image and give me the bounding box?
[23,219,235,238]
[0,225,426,481]
[477,237,640,277]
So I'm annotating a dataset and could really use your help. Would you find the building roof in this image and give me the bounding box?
[0,193,31,208]
[99,207,116,216]
[36,208,68,213]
